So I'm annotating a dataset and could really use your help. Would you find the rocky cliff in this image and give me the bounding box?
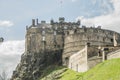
[11,49,62,80]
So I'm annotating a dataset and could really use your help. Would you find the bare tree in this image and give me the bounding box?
[0,70,8,80]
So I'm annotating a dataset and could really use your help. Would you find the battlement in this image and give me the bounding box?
[25,17,120,67]
[26,17,80,31]
[25,17,120,54]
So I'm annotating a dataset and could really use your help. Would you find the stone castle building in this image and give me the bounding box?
[11,17,120,80]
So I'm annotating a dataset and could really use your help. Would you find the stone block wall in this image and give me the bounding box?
[88,56,102,69]
[62,28,120,66]
[25,26,64,54]
[68,46,88,72]
[107,49,120,60]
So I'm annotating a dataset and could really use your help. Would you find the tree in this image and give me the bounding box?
[0,70,8,80]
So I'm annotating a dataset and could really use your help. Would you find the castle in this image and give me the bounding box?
[11,17,120,80]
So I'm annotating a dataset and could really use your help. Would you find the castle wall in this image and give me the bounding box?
[88,57,102,69]
[62,28,120,66]
[107,49,120,60]
[68,46,88,72]
[25,27,64,54]
[64,28,116,45]
[25,27,42,53]
[87,46,102,69]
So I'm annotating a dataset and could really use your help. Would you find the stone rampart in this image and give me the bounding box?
[25,26,64,53]
[107,49,120,60]
[62,28,120,66]
[68,46,88,72]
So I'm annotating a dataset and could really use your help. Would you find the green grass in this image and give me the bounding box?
[39,65,65,80]
[40,58,120,80]
[61,58,120,80]
[82,58,120,80]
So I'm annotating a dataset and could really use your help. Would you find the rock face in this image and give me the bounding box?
[11,17,120,80]
[11,50,62,80]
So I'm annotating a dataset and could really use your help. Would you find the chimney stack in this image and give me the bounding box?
[36,18,38,25]
[59,17,65,23]
[32,19,35,26]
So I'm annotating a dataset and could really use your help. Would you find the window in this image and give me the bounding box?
[42,30,45,36]
[54,31,56,35]
[111,39,113,42]
[65,57,69,65]
[42,36,45,41]
[74,29,77,33]
[103,38,105,42]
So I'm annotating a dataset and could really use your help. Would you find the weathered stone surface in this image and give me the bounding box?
[107,49,120,59]
[11,49,62,80]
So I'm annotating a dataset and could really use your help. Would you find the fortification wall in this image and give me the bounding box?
[25,27,42,53]
[87,46,102,69]
[62,28,120,66]
[88,56,102,69]
[25,27,64,53]
[107,49,120,60]
[68,46,88,72]
[64,28,119,45]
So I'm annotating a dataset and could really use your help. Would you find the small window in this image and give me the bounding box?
[97,36,99,39]
[67,31,69,35]
[103,38,105,42]
[87,43,90,47]
[65,57,69,65]
[104,48,109,51]
[42,36,45,41]
[54,44,57,47]
[74,29,77,33]
[65,57,69,60]
[111,39,113,42]
[42,30,45,35]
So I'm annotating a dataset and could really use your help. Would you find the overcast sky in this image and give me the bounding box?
[0,0,120,78]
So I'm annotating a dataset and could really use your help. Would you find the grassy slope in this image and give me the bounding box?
[40,58,120,80]
[61,58,120,80]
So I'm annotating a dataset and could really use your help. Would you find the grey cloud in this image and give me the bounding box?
[0,40,25,78]
[77,0,120,33]
[0,20,14,27]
